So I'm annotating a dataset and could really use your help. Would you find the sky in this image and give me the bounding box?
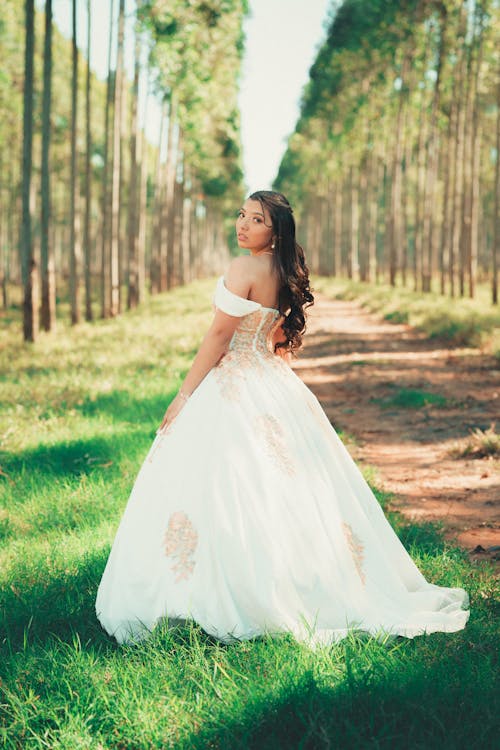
[238,0,331,192]
[41,0,332,191]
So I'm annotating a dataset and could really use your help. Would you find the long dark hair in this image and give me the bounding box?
[249,190,314,357]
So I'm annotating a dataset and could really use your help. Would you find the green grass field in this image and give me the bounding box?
[0,277,498,749]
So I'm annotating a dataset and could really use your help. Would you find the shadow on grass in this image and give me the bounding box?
[0,546,118,655]
[0,516,469,658]
[184,634,498,750]
[0,428,153,481]
[75,390,172,424]
[1,518,495,749]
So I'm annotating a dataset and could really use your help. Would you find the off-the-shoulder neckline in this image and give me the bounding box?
[218,275,280,314]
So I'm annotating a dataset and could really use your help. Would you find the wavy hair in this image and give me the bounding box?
[249,190,314,357]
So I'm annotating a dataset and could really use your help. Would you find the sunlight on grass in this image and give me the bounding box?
[372,387,449,410]
[447,423,500,459]
[0,277,498,749]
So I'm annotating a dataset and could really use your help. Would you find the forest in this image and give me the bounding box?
[1,0,246,341]
[2,0,500,343]
[276,0,500,303]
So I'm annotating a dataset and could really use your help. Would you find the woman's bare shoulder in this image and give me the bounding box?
[223,255,256,297]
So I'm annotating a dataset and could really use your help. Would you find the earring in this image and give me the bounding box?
[271,240,275,249]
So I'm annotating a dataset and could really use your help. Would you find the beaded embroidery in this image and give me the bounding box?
[254,413,296,476]
[342,522,366,584]
[163,511,198,583]
[213,308,282,400]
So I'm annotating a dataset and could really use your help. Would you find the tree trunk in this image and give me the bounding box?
[459,32,475,298]
[181,162,192,285]
[333,180,342,277]
[150,98,166,294]
[450,5,467,298]
[100,0,115,318]
[439,90,456,295]
[22,0,37,341]
[401,125,411,287]
[165,94,177,290]
[0,195,6,309]
[413,59,430,292]
[69,0,81,325]
[389,49,411,287]
[109,0,125,317]
[493,56,500,305]
[173,129,185,285]
[348,165,359,280]
[136,70,149,305]
[127,30,140,309]
[40,0,56,331]
[137,125,148,304]
[466,8,484,299]
[422,11,446,293]
[83,0,93,321]
[358,151,369,282]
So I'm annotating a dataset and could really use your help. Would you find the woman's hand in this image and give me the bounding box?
[157,393,187,435]
[215,347,229,366]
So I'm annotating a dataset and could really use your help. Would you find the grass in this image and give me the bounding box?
[312,276,500,355]
[0,277,499,749]
[447,423,500,460]
[371,386,449,410]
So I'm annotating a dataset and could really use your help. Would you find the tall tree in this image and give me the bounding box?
[127,28,141,309]
[69,0,81,324]
[275,0,500,297]
[100,0,115,319]
[40,0,55,331]
[83,0,93,321]
[493,52,500,305]
[109,0,125,317]
[165,93,177,290]
[21,0,38,342]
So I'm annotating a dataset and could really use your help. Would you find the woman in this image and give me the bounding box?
[95,190,469,647]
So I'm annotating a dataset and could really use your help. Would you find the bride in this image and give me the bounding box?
[95,190,470,647]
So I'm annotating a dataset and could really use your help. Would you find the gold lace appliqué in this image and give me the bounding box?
[213,309,279,400]
[163,511,198,583]
[342,522,366,584]
[213,347,266,400]
[254,413,296,475]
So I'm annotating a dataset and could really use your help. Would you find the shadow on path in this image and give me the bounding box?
[296,294,500,562]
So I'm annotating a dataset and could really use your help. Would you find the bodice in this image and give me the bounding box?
[230,308,282,356]
[212,275,282,357]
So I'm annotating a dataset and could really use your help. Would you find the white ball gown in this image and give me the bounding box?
[95,275,470,647]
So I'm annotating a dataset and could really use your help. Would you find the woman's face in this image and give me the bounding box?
[235,198,274,252]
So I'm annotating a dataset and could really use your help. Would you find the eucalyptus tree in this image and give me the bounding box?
[5,0,247,339]
[275,0,500,299]
[84,0,93,321]
[109,0,125,317]
[127,24,143,309]
[21,0,37,341]
[40,0,55,331]
[139,0,247,282]
[69,0,82,324]
[101,0,115,318]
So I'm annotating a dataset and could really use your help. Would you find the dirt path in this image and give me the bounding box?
[293,291,500,568]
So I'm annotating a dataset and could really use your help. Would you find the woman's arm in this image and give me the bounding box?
[158,258,253,433]
[157,312,241,434]
[181,313,240,394]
